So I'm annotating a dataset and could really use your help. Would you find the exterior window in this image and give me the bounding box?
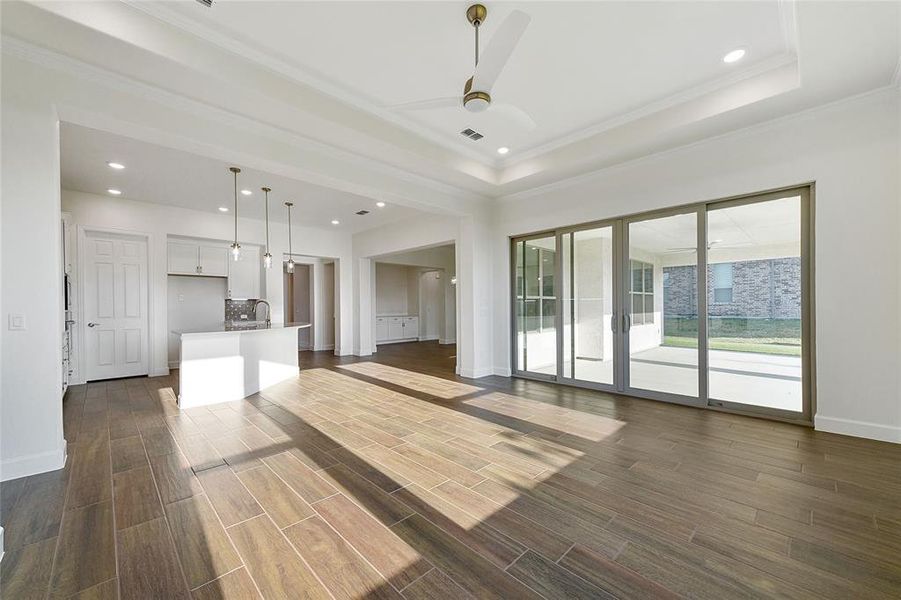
[712,262,734,304]
[516,244,556,332]
[630,260,655,325]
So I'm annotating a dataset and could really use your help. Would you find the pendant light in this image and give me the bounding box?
[229,167,241,261]
[285,201,295,273]
[261,186,273,269]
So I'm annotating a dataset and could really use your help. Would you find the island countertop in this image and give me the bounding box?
[172,322,311,336]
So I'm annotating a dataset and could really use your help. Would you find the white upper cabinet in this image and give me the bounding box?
[199,244,229,277]
[168,240,258,298]
[168,240,201,274]
[228,244,261,299]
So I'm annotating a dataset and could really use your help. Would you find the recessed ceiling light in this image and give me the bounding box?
[331,220,340,225]
[376,201,386,208]
[497,147,510,155]
[218,207,229,212]
[723,48,746,64]
[107,189,122,196]
[107,161,125,170]
[241,189,252,196]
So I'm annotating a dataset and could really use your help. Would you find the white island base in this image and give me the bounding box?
[172,323,309,409]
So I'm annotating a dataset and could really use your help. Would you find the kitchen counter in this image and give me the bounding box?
[172,321,311,336]
[173,321,309,408]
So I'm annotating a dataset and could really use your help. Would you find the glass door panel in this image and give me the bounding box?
[626,212,700,399]
[561,226,615,385]
[706,195,803,413]
[513,236,557,378]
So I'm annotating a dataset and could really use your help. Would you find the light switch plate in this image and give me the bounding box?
[8,313,26,330]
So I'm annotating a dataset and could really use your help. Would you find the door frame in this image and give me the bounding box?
[620,204,708,408]
[701,186,815,423]
[77,225,155,382]
[508,183,815,426]
[554,218,623,393]
[510,229,559,382]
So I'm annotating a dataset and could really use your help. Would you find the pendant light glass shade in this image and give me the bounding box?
[262,186,273,269]
[229,167,241,261]
[285,201,295,273]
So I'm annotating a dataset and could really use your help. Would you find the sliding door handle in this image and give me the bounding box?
[610,313,617,333]
[623,314,631,333]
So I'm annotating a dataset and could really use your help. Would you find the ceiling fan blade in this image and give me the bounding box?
[386,97,460,111]
[472,9,530,92]
[491,103,536,130]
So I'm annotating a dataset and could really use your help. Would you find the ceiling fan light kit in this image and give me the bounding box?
[389,4,535,131]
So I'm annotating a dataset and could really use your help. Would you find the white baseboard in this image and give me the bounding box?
[814,415,901,444]
[152,366,171,377]
[314,344,335,351]
[439,338,456,345]
[418,336,439,342]
[376,338,420,346]
[459,367,494,379]
[1,439,68,482]
[493,367,512,377]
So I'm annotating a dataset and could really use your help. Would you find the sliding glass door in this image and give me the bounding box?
[512,235,558,379]
[623,210,703,403]
[705,191,808,417]
[560,225,617,387]
[510,186,812,423]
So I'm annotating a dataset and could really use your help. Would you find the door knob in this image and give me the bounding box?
[87,322,99,328]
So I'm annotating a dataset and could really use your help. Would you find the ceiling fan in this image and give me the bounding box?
[388,4,536,130]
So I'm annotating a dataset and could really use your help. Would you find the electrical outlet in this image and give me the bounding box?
[8,313,26,330]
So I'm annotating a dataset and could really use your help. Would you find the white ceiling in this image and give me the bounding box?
[522,196,801,256]
[6,0,899,205]
[60,123,425,233]
[156,1,796,162]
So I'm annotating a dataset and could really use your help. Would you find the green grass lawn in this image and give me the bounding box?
[663,336,801,356]
[663,317,801,357]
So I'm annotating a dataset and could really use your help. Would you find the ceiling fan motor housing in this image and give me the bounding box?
[464,91,491,112]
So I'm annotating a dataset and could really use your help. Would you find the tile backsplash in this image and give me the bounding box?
[225,298,258,321]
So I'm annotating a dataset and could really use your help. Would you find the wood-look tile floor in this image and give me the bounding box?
[3,341,901,599]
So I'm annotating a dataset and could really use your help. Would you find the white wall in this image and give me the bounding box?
[0,60,67,481]
[492,88,901,442]
[419,271,444,341]
[375,263,413,315]
[62,190,355,380]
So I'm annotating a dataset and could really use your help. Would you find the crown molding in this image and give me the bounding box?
[499,84,899,203]
[2,36,488,213]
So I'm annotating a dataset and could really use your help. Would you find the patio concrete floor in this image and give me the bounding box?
[530,345,802,412]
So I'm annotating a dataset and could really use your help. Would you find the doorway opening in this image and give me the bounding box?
[283,256,337,352]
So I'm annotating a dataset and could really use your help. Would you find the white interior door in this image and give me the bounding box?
[84,231,149,380]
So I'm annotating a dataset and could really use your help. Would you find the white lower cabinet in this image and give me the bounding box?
[376,315,419,344]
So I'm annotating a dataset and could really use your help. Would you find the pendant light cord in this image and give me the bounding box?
[263,188,270,254]
[286,202,294,258]
[233,170,238,244]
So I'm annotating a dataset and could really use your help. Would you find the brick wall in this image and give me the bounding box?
[663,257,801,319]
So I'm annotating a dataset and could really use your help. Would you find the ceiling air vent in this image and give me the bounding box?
[355,210,370,216]
[195,0,213,7]
[460,128,484,141]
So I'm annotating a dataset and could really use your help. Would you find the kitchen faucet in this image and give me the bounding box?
[253,299,271,327]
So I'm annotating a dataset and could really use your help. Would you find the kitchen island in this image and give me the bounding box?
[171,321,311,409]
